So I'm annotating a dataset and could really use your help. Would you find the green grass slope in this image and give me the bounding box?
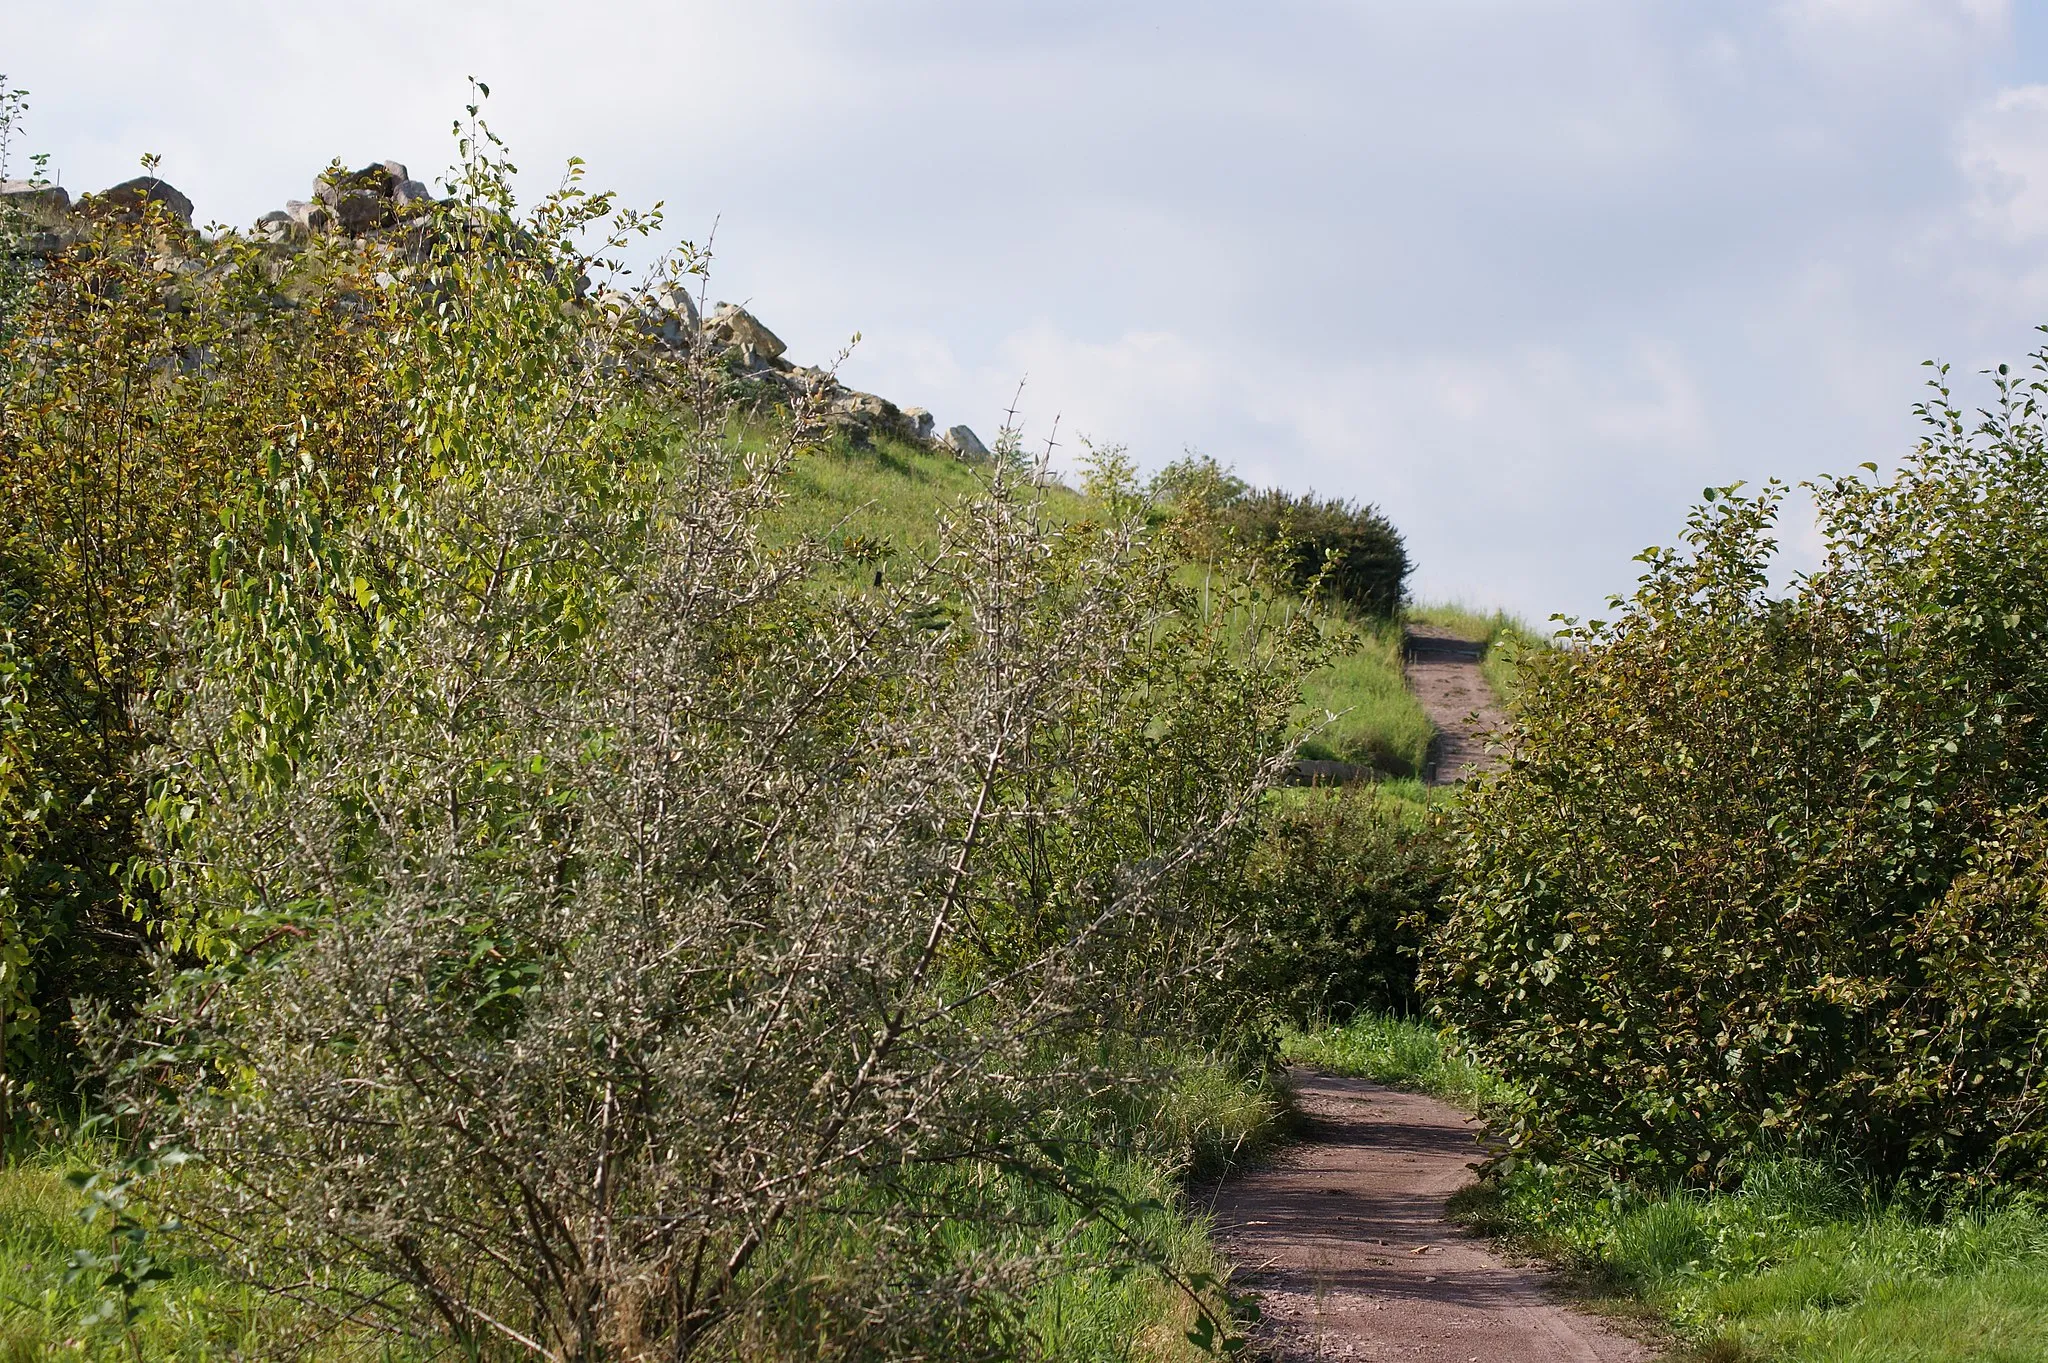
[771,435,1547,785]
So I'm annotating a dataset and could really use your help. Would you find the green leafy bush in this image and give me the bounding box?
[1245,788,1450,1021]
[1429,353,2048,1190]
[1149,454,1410,619]
[1224,489,1409,618]
[92,116,1316,1361]
[0,147,402,1101]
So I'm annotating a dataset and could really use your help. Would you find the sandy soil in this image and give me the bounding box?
[1205,1072,1650,1362]
[1402,629,1503,786]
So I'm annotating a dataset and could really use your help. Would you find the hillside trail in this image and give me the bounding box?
[1206,1072,1651,1361]
[1402,629,1504,785]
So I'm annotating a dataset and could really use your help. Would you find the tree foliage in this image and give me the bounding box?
[0,142,402,1104]
[1149,454,1410,619]
[87,117,1320,1361]
[1244,790,1450,1024]
[1429,353,2048,1191]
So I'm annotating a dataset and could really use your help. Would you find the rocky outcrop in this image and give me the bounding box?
[102,175,194,224]
[0,158,991,454]
[702,303,785,362]
[1,180,71,215]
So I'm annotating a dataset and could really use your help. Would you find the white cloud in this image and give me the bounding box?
[1959,85,2048,241]
[4,0,2044,622]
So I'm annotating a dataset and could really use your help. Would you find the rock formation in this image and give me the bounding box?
[1,160,995,457]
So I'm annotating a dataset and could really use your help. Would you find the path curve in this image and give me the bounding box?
[1208,1072,1649,1361]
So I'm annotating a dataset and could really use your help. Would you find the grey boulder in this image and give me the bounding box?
[942,425,990,459]
[645,282,700,346]
[253,209,298,242]
[648,281,699,326]
[832,391,900,424]
[101,176,194,224]
[332,191,392,235]
[316,163,398,204]
[702,303,786,361]
[901,407,935,442]
[0,180,71,215]
[285,199,333,233]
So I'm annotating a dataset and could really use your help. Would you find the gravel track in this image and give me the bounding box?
[1207,1073,1650,1361]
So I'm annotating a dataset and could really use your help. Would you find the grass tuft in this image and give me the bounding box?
[1278,1012,1509,1111]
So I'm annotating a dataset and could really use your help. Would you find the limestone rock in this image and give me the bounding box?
[832,391,901,426]
[782,365,831,395]
[645,282,699,347]
[942,425,990,459]
[253,209,298,243]
[393,179,433,208]
[702,303,786,361]
[316,163,398,205]
[333,192,391,235]
[649,281,699,327]
[285,199,332,233]
[901,407,935,442]
[101,176,193,224]
[0,180,71,215]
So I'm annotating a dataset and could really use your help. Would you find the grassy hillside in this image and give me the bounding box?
[772,435,1487,783]
[773,432,1083,571]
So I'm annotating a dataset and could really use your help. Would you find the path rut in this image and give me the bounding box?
[1208,1072,1649,1361]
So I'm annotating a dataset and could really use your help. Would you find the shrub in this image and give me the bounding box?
[1428,353,2048,1191]
[1224,489,1410,619]
[97,118,1318,1361]
[1149,455,1411,619]
[0,146,401,1101]
[1246,788,1450,1022]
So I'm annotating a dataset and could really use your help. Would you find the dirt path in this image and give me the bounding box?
[1207,1072,1649,1361]
[1403,630,1504,786]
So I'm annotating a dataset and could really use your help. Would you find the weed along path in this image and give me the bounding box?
[1208,1072,1648,1361]
[1403,629,1503,785]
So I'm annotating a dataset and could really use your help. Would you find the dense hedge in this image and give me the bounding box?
[1149,455,1411,619]
[1224,490,1410,619]
[1428,360,2048,1191]
[0,187,404,1105]
[1245,789,1450,1023]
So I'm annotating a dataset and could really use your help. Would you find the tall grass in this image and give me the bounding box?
[1279,1012,1509,1111]
[1483,1156,2048,1363]
[0,1138,362,1361]
[1296,618,1435,777]
[773,432,1084,592]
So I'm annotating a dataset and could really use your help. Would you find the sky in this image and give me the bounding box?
[8,0,2048,624]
